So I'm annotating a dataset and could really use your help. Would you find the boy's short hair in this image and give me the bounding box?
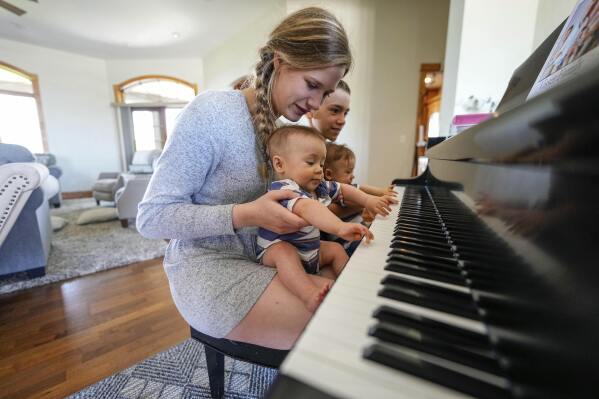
[337,80,351,94]
[324,142,355,171]
[267,125,325,158]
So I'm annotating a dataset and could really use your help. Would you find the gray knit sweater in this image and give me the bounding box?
[137,90,276,337]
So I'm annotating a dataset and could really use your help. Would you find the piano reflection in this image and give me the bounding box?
[267,5,599,399]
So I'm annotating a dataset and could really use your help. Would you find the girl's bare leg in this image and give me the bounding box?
[262,241,331,312]
[319,241,349,278]
[225,273,333,349]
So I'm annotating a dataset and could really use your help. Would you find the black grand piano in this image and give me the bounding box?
[266,14,599,399]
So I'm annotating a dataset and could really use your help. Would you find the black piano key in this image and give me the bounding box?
[386,254,460,272]
[458,250,521,264]
[401,202,436,209]
[460,259,523,272]
[398,220,443,230]
[373,305,490,348]
[389,245,454,261]
[398,210,440,220]
[449,232,501,246]
[393,235,451,249]
[440,213,478,221]
[397,218,445,230]
[368,322,503,375]
[394,226,448,239]
[388,251,459,270]
[464,268,532,284]
[400,209,439,218]
[382,274,473,302]
[363,344,513,399]
[444,221,487,230]
[378,285,480,319]
[385,262,467,285]
[390,238,454,256]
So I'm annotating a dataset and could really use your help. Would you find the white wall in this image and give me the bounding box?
[438,0,465,139]
[367,0,449,184]
[202,2,286,91]
[0,38,119,192]
[454,0,539,115]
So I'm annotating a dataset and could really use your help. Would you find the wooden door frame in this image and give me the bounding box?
[411,63,442,176]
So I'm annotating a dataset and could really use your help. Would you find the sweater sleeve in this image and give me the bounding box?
[137,94,237,240]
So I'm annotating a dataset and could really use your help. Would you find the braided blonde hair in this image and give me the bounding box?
[252,7,352,179]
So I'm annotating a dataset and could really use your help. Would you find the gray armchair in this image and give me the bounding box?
[0,144,59,279]
[92,172,121,205]
[92,150,160,206]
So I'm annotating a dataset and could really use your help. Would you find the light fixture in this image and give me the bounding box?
[172,32,181,39]
[424,74,433,85]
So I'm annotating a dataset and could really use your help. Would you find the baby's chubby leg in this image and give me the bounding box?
[262,241,332,312]
[319,241,350,278]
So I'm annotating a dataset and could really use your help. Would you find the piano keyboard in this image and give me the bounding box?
[274,185,523,399]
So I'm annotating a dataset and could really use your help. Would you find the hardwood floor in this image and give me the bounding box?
[0,258,189,399]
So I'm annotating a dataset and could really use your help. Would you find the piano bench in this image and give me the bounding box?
[190,327,289,399]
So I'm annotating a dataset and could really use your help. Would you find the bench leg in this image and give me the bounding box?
[204,345,225,399]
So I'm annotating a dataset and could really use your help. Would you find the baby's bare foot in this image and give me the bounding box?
[305,282,332,312]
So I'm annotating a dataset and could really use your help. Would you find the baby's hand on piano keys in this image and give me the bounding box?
[382,194,398,206]
[385,185,397,197]
[336,223,374,243]
[365,195,392,217]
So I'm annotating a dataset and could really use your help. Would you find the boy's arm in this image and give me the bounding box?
[359,184,396,197]
[340,183,396,217]
[359,184,385,196]
[328,202,364,218]
[293,198,372,241]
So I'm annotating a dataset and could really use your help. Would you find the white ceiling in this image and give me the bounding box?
[0,0,281,59]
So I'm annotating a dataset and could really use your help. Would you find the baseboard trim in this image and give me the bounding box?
[62,191,93,199]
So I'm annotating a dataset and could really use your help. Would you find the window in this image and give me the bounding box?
[118,78,196,104]
[0,62,46,153]
[114,75,197,153]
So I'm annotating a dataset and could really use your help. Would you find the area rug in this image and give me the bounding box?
[0,198,167,295]
[68,339,278,399]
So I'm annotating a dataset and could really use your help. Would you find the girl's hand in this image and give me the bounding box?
[233,190,308,233]
[365,195,392,217]
[336,223,374,243]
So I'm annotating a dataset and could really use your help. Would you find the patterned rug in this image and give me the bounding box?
[68,339,278,399]
[0,198,167,295]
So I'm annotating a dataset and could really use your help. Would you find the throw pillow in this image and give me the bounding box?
[76,207,118,225]
[51,216,68,231]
